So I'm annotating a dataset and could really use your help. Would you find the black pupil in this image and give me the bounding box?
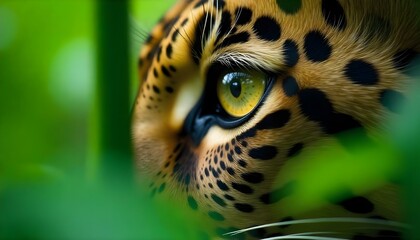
[230,79,242,98]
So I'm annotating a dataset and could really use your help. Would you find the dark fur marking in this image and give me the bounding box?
[339,196,374,214]
[208,211,225,221]
[232,182,254,194]
[234,203,254,213]
[287,143,303,157]
[235,7,252,25]
[188,196,198,210]
[283,39,299,67]
[321,0,347,30]
[241,172,264,184]
[344,59,379,85]
[211,194,227,207]
[248,146,278,160]
[217,180,230,191]
[253,16,281,41]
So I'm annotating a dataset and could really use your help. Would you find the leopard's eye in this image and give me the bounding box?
[217,71,267,118]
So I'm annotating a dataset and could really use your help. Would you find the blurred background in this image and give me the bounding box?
[0,0,419,239]
[0,0,176,186]
[0,1,207,239]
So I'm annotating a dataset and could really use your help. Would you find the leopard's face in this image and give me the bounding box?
[133,0,419,238]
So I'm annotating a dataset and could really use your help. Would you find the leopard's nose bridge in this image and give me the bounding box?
[169,74,204,132]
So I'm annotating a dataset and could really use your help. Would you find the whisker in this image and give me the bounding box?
[218,6,241,45]
[184,8,201,61]
[130,17,150,43]
[263,235,347,240]
[201,3,210,53]
[225,217,408,236]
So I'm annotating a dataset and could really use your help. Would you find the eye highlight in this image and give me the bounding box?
[217,71,267,118]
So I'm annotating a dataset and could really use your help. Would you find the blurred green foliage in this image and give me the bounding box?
[0,0,96,189]
[0,1,202,239]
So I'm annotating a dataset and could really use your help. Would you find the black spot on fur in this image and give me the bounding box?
[158,183,166,193]
[253,16,281,41]
[153,68,158,78]
[146,45,159,61]
[287,143,303,157]
[220,161,226,170]
[283,39,299,67]
[227,167,235,176]
[187,196,198,210]
[236,128,257,141]
[208,211,225,221]
[169,65,176,72]
[380,89,404,113]
[304,31,332,62]
[339,196,374,214]
[256,109,291,130]
[248,146,278,160]
[212,168,220,178]
[298,88,363,135]
[227,153,234,162]
[224,194,235,201]
[152,85,160,94]
[276,0,301,14]
[156,46,162,62]
[217,180,230,191]
[234,203,254,213]
[232,182,254,194]
[235,7,252,25]
[238,159,247,168]
[241,172,264,184]
[321,0,347,30]
[181,18,188,26]
[282,76,299,97]
[171,29,180,42]
[216,11,232,44]
[344,60,379,85]
[215,31,250,51]
[166,44,173,59]
[234,146,242,154]
[211,194,227,207]
[165,86,174,93]
[161,65,171,77]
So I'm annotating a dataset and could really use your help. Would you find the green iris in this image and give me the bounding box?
[217,71,266,118]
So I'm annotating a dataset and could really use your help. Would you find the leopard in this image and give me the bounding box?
[132,0,420,239]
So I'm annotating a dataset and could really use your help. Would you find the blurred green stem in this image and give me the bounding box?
[88,0,132,184]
